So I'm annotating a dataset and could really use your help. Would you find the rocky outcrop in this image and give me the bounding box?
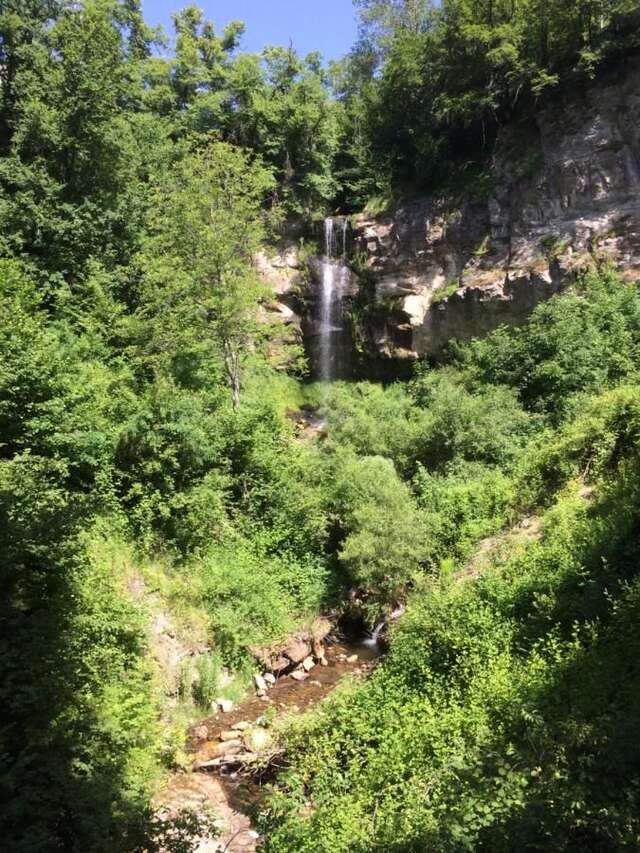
[255,242,305,363]
[251,617,332,674]
[350,63,640,360]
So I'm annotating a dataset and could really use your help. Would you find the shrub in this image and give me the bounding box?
[330,453,428,603]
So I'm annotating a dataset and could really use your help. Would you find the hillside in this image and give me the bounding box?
[1,2,640,852]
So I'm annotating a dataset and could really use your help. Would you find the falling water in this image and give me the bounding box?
[318,217,349,382]
[361,621,386,650]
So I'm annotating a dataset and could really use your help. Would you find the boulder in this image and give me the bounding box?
[302,656,315,672]
[220,730,239,742]
[254,673,268,692]
[214,739,242,757]
[284,638,311,664]
[216,698,234,713]
[264,672,276,685]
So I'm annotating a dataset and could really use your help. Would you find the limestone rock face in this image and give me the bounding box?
[256,241,304,361]
[349,63,640,360]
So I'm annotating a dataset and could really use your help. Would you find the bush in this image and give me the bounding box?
[410,368,535,472]
[462,271,640,421]
[200,540,330,667]
[330,453,428,604]
[323,381,421,476]
[414,461,515,568]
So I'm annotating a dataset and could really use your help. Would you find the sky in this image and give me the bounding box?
[141,0,359,62]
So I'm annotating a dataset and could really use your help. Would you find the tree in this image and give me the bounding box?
[140,140,275,409]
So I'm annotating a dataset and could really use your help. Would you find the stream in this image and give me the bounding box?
[158,638,381,852]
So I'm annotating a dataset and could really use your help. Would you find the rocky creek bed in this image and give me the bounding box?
[156,638,380,852]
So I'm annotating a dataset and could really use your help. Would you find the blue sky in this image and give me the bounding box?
[141,0,359,62]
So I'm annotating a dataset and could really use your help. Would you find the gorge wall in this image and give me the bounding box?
[263,62,640,369]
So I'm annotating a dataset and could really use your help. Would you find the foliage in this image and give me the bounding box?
[330,453,429,605]
[460,270,640,420]
[333,0,640,200]
[200,540,329,668]
[262,389,640,851]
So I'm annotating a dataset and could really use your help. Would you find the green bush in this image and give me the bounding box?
[323,381,421,476]
[329,453,428,604]
[200,540,329,667]
[462,271,640,421]
[410,367,535,472]
[414,460,515,568]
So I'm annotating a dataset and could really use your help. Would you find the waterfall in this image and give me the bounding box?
[362,621,386,649]
[317,217,349,382]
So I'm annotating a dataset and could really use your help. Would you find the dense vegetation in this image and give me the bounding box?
[2,1,640,852]
[262,271,640,851]
[334,0,640,204]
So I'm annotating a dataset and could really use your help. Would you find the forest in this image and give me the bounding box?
[1,1,640,851]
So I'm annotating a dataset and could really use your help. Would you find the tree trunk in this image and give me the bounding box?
[223,339,241,411]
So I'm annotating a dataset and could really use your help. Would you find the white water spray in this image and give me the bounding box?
[361,621,386,649]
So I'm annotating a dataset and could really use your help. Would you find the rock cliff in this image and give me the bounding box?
[355,62,640,361]
[262,63,640,367]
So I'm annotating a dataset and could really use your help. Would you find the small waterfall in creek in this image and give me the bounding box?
[361,621,386,650]
[316,217,350,382]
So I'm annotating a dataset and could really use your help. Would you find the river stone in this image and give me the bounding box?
[232,720,251,731]
[254,673,268,691]
[214,739,242,757]
[284,638,311,664]
[290,670,309,682]
[302,656,315,672]
[264,672,276,685]
[346,654,359,664]
[220,730,239,742]
[215,698,234,713]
